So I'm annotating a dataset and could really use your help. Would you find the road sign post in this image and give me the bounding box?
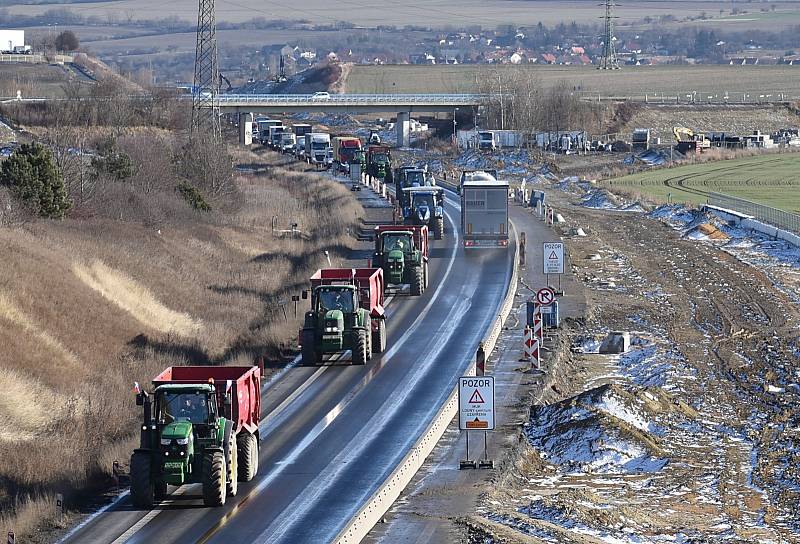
[543,242,564,293]
[459,376,495,469]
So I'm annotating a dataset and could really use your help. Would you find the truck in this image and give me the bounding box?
[279,132,296,153]
[257,119,281,145]
[460,170,509,249]
[130,365,262,508]
[305,133,331,167]
[293,124,312,156]
[372,225,429,295]
[366,145,391,180]
[296,134,310,160]
[478,130,523,150]
[300,268,386,365]
[268,125,286,149]
[401,186,445,240]
[332,136,363,172]
[0,30,24,54]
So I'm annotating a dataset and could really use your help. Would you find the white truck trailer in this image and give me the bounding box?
[460,170,509,249]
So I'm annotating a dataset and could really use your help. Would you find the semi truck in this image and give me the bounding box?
[460,170,509,249]
[279,132,296,153]
[130,365,262,508]
[478,130,523,150]
[268,125,286,149]
[305,133,331,167]
[372,225,429,295]
[332,136,363,172]
[257,119,281,144]
[293,124,312,156]
[300,268,386,365]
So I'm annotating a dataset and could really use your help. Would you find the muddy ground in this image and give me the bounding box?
[465,190,800,543]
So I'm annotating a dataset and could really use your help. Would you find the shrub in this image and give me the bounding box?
[176,181,211,212]
[0,143,71,218]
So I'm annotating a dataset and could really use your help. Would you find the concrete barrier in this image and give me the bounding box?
[703,205,800,248]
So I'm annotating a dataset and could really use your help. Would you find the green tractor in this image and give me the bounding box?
[366,145,391,180]
[130,366,262,508]
[300,268,387,365]
[372,225,429,296]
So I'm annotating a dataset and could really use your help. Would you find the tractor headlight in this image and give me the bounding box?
[160,438,172,446]
[176,437,189,445]
[325,326,339,333]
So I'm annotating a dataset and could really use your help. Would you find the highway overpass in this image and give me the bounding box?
[225,93,487,146]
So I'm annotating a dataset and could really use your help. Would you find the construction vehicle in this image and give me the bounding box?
[460,170,509,249]
[372,225,429,295]
[673,126,711,153]
[366,145,391,180]
[300,268,386,365]
[130,366,262,508]
[401,186,445,240]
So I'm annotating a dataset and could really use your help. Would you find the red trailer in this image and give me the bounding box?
[152,366,261,435]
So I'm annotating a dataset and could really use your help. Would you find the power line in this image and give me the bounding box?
[598,0,621,70]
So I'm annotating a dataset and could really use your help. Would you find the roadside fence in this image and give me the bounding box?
[708,192,800,234]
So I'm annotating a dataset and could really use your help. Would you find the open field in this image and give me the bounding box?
[11,0,799,27]
[0,63,94,97]
[343,64,800,98]
[603,152,800,212]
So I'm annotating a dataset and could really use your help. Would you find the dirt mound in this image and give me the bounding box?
[526,383,668,474]
[580,189,621,209]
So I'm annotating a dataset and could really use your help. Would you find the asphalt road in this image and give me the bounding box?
[60,183,514,544]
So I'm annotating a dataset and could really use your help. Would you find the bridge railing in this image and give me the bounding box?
[215,93,489,104]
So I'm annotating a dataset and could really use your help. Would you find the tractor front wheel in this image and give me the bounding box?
[202,451,227,507]
[352,329,368,365]
[372,319,386,353]
[301,329,319,365]
[226,435,238,497]
[411,265,424,296]
[237,432,258,482]
[130,452,154,509]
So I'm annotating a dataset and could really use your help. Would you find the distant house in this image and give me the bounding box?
[540,53,557,64]
[571,46,585,55]
[577,54,592,65]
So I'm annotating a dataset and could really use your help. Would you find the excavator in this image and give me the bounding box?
[673,126,711,153]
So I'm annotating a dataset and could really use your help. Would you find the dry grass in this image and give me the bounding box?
[0,139,362,539]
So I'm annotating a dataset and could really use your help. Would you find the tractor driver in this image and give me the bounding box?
[177,395,207,422]
[319,290,354,313]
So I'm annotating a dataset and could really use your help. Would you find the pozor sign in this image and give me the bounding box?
[458,376,495,430]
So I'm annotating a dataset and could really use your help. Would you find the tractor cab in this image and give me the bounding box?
[378,231,416,285]
[409,191,436,223]
[149,383,223,486]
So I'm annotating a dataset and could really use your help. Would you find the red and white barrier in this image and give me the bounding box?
[533,313,543,344]
[523,326,540,367]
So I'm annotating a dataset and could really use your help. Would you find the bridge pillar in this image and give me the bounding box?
[238,112,253,146]
[396,111,410,148]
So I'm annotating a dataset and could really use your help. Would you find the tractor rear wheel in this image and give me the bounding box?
[237,433,258,482]
[372,319,386,353]
[301,329,318,365]
[434,217,444,240]
[226,435,238,497]
[202,451,226,507]
[352,329,368,365]
[130,452,154,509]
[411,265,424,296]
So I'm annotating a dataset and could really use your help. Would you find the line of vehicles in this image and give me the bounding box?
[126,125,512,510]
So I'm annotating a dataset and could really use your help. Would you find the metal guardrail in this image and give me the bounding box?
[709,192,800,234]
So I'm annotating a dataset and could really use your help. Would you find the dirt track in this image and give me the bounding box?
[473,193,800,543]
